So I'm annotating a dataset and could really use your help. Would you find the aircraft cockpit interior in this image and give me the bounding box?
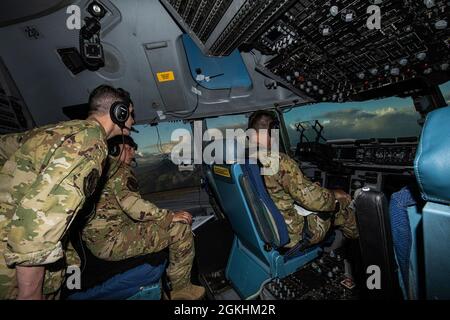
[0,0,449,303]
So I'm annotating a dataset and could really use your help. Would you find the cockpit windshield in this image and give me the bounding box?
[284,80,450,146]
[284,96,422,146]
[132,121,200,194]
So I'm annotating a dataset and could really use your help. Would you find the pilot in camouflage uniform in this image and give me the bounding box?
[249,110,358,248]
[262,152,359,247]
[0,119,108,299]
[82,136,205,300]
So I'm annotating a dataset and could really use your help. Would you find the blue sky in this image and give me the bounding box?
[133,81,450,154]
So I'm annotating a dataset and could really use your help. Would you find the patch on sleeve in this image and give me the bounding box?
[84,169,99,197]
[127,177,139,192]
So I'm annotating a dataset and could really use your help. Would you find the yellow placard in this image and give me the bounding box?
[156,71,175,82]
[213,165,231,178]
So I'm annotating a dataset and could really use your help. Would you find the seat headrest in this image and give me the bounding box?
[414,106,450,204]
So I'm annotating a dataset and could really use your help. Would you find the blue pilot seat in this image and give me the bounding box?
[205,141,323,299]
[64,232,167,300]
[413,106,450,300]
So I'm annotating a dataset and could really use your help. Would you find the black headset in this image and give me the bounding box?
[107,135,138,157]
[109,100,130,128]
[108,139,121,157]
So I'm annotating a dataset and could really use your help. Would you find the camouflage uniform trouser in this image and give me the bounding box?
[284,198,359,247]
[86,221,194,290]
[304,197,359,245]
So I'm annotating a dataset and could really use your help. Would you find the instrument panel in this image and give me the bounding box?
[332,138,418,167]
[261,248,358,300]
[258,0,450,102]
[161,0,450,102]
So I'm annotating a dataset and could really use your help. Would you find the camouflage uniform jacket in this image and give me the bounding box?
[0,119,108,267]
[263,152,337,245]
[83,162,174,241]
[0,130,39,167]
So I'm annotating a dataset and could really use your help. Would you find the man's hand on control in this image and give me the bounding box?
[172,211,193,225]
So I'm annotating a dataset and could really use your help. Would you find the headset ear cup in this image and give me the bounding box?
[108,143,119,157]
[110,102,130,127]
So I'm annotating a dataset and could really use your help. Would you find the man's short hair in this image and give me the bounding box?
[248,110,277,130]
[88,85,132,116]
[116,87,133,106]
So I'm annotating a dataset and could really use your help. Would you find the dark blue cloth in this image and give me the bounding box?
[67,262,166,300]
[389,187,416,295]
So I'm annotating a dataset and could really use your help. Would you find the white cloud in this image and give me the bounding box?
[289,106,422,141]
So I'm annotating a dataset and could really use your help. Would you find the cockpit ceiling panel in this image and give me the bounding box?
[161,0,450,102]
[165,0,234,44]
[0,0,71,27]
